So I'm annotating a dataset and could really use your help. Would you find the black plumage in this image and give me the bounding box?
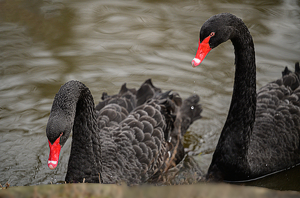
[46,79,202,184]
[193,13,300,181]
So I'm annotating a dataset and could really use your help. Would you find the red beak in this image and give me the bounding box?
[48,134,62,170]
[192,36,212,67]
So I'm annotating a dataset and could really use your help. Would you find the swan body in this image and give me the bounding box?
[192,13,300,181]
[46,79,202,184]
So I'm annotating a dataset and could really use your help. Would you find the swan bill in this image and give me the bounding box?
[48,134,62,170]
[48,160,58,170]
[192,37,212,67]
[192,58,201,67]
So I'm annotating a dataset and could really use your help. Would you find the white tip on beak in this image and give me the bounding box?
[192,58,201,67]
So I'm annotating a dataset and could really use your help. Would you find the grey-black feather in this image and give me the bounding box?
[199,13,300,181]
[46,79,202,184]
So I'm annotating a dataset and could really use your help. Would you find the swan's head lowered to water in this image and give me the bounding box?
[46,82,77,170]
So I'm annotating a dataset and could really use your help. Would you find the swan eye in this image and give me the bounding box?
[210,32,215,37]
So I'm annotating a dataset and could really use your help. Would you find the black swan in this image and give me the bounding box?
[192,13,300,181]
[46,79,202,184]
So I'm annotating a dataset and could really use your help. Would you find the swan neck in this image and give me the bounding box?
[60,81,102,182]
[230,27,256,130]
[208,26,257,180]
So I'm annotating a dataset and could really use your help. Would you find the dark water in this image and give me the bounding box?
[0,0,300,190]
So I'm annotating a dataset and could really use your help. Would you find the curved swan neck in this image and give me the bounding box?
[72,85,98,142]
[222,33,257,152]
[54,80,97,135]
[229,23,256,132]
[209,21,257,180]
[55,81,101,183]
[48,81,98,149]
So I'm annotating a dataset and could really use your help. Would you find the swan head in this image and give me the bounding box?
[192,13,238,67]
[46,113,72,169]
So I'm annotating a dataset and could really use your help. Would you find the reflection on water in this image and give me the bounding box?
[0,0,299,190]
